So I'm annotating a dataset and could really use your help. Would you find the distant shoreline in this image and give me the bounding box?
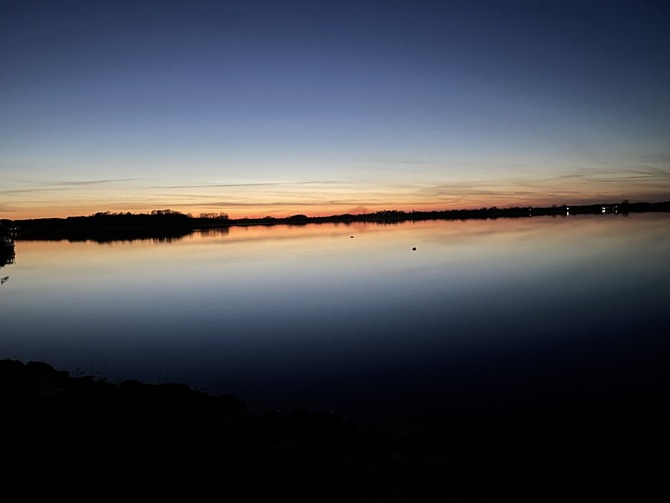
[3,200,670,241]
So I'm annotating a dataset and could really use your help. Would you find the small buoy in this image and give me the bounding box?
[412,247,416,251]
[350,235,354,238]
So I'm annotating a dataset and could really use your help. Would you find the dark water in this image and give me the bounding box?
[2,214,669,440]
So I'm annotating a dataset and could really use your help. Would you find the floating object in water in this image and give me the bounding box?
[412,247,416,251]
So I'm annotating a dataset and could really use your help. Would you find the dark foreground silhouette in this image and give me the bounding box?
[2,359,667,501]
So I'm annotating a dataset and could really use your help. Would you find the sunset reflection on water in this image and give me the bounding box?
[2,213,669,437]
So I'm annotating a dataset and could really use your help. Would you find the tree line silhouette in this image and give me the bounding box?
[3,200,670,240]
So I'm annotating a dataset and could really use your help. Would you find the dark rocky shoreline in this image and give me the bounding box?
[2,358,667,500]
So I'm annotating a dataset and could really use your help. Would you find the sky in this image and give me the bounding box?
[1,0,669,220]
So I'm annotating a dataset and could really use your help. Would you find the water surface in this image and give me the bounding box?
[2,214,668,439]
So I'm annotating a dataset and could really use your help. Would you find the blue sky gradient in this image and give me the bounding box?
[2,0,669,219]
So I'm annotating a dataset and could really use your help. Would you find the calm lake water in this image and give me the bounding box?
[2,214,669,439]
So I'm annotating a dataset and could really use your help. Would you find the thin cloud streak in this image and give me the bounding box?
[148,180,343,189]
[49,179,139,186]
[1,178,139,193]
[415,166,670,207]
[169,200,375,209]
[0,188,70,195]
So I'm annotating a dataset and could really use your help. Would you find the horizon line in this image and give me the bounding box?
[4,199,669,223]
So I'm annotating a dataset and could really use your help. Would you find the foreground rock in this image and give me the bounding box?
[1,359,473,500]
[2,359,667,500]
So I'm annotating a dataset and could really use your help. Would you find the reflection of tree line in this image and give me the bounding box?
[0,250,14,269]
[0,243,14,274]
[15,227,231,244]
[1,220,16,269]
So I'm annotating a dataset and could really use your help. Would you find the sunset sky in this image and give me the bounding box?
[2,0,669,220]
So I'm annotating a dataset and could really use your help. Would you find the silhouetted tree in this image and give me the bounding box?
[198,212,229,220]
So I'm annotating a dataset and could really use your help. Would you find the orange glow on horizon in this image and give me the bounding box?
[3,194,654,222]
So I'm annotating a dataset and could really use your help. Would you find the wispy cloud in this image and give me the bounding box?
[415,164,670,208]
[148,180,342,189]
[534,167,670,186]
[167,199,373,209]
[48,178,139,186]
[0,178,140,194]
[0,187,70,195]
